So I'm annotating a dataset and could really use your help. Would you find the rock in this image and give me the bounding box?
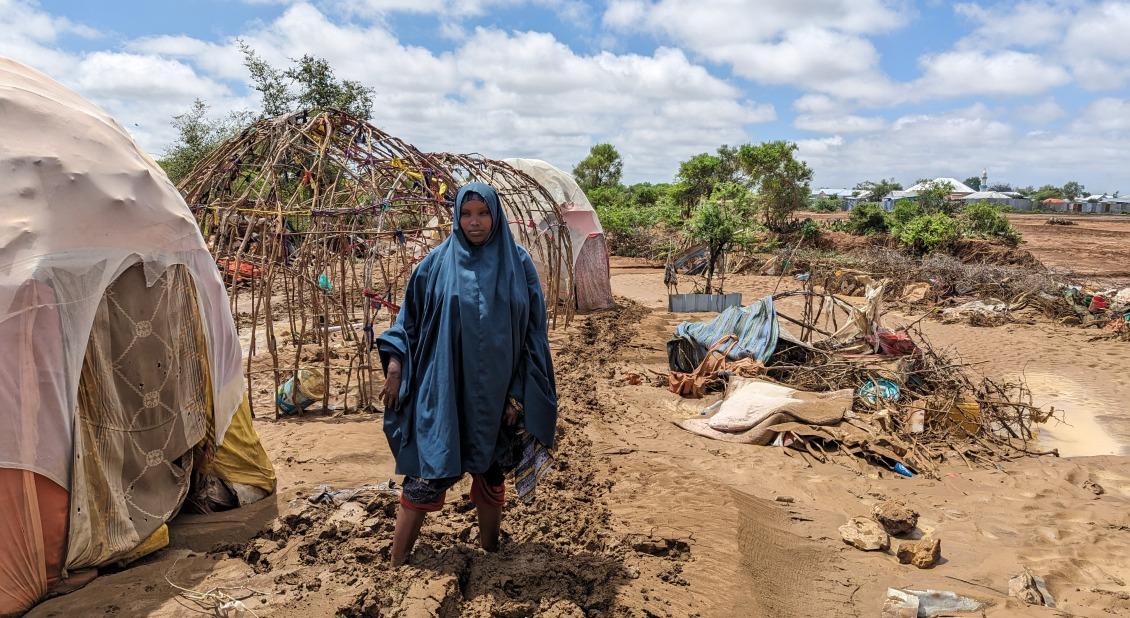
[896,537,941,569]
[775,496,795,504]
[872,500,919,536]
[1009,569,1056,607]
[839,516,890,551]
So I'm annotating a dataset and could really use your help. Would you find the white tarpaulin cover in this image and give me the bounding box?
[502,158,603,269]
[0,58,244,490]
[504,158,614,311]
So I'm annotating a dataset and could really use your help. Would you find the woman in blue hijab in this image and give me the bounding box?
[377,182,558,566]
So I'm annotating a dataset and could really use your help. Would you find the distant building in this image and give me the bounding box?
[960,191,1033,211]
[1042,198,1068,212]
[812,188,872,210]
[905,178,977,197]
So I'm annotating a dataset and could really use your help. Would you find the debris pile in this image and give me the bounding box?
[668,280,1059,479]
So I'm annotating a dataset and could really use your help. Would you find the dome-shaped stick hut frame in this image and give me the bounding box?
[180,110,572,418]
[431,152,575,321]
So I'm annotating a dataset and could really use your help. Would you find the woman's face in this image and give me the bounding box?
[460,198,493,246]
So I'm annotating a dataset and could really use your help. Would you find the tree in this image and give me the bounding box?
[988,183,1013,192]
[158,99,250,184]
[671,147,741,218]
[737,141,813,230]
[1062,180,1084,201]
[916,180,957,215]
[687,182,756,294]
[239,42,375,120]
[964,176,982,191]
[1031,184,1064,203]
[573,143,623,193]
[240,42,290,117]
[855,178,902,201]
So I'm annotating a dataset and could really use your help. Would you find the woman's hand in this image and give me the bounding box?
[381,357,402,410]
[504,398,522,426]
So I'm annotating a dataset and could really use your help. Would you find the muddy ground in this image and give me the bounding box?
[29,229,1130,617]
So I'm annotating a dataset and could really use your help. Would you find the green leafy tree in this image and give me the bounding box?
[573,143,623,193]
[1030,184,1065,203]
[671,147,741,218]
[239,42,374,119]
[158,99,250,184]
[285,55,374,119]
[854,178,902,201]
[240,42,291,117]
[915,180,957,215]
[963,176,982,191]
[737,141,813,230]
[687,182,756,293]
[988,183,1013,192]
[1062,181,1084,201]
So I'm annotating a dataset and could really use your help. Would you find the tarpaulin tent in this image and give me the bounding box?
[0,58,274,615]
[503,158,615,312]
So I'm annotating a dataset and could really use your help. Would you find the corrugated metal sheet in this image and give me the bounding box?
[667,293,742,313]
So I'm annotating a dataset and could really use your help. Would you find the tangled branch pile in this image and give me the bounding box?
[705,285,1061,479]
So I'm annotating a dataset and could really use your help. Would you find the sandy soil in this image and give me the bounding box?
[30,260,1130,617]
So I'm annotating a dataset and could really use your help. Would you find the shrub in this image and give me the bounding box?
[847,202,889,235]
[812,196,841,212]
[888,199,923,234]
[799,218,821,240]
[896,213,959,254]
[962,201,1021,246]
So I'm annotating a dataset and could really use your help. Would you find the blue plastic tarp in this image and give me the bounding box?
[673,296,779,363]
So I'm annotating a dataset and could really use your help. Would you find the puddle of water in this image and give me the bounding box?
[1023,371,1125,457]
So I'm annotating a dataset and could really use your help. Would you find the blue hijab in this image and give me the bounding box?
[377,182,558,479]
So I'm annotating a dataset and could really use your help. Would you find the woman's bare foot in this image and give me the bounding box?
[390,505,427,566]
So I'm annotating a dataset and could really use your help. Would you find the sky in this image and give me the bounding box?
[2,0,1129,191]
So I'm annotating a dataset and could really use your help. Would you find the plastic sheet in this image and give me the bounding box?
[0,59,244,491]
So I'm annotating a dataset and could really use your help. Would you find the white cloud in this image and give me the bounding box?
[1064,1,1130,87]
[1073,98,1130,133]
[602,0,906,102]
[795,113,886,133]
[1,1,772,181]
[915,49,1070,96]
[1016,97,1065,124]
[954,1,1070,49]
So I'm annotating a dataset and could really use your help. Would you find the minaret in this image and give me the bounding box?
[981,168,988,191]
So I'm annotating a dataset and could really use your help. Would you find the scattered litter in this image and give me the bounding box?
[941,299,1010,327]
[676,378,851,445]
[307,480,399,506]
[858,378,900,404]
[795,272,811,281]
[276,369,327,415]
[883,588,982,617]
[1009,569,1056,607]
[891,462,915,478]
[1082,479,1105,496]
[900,282,931,304]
